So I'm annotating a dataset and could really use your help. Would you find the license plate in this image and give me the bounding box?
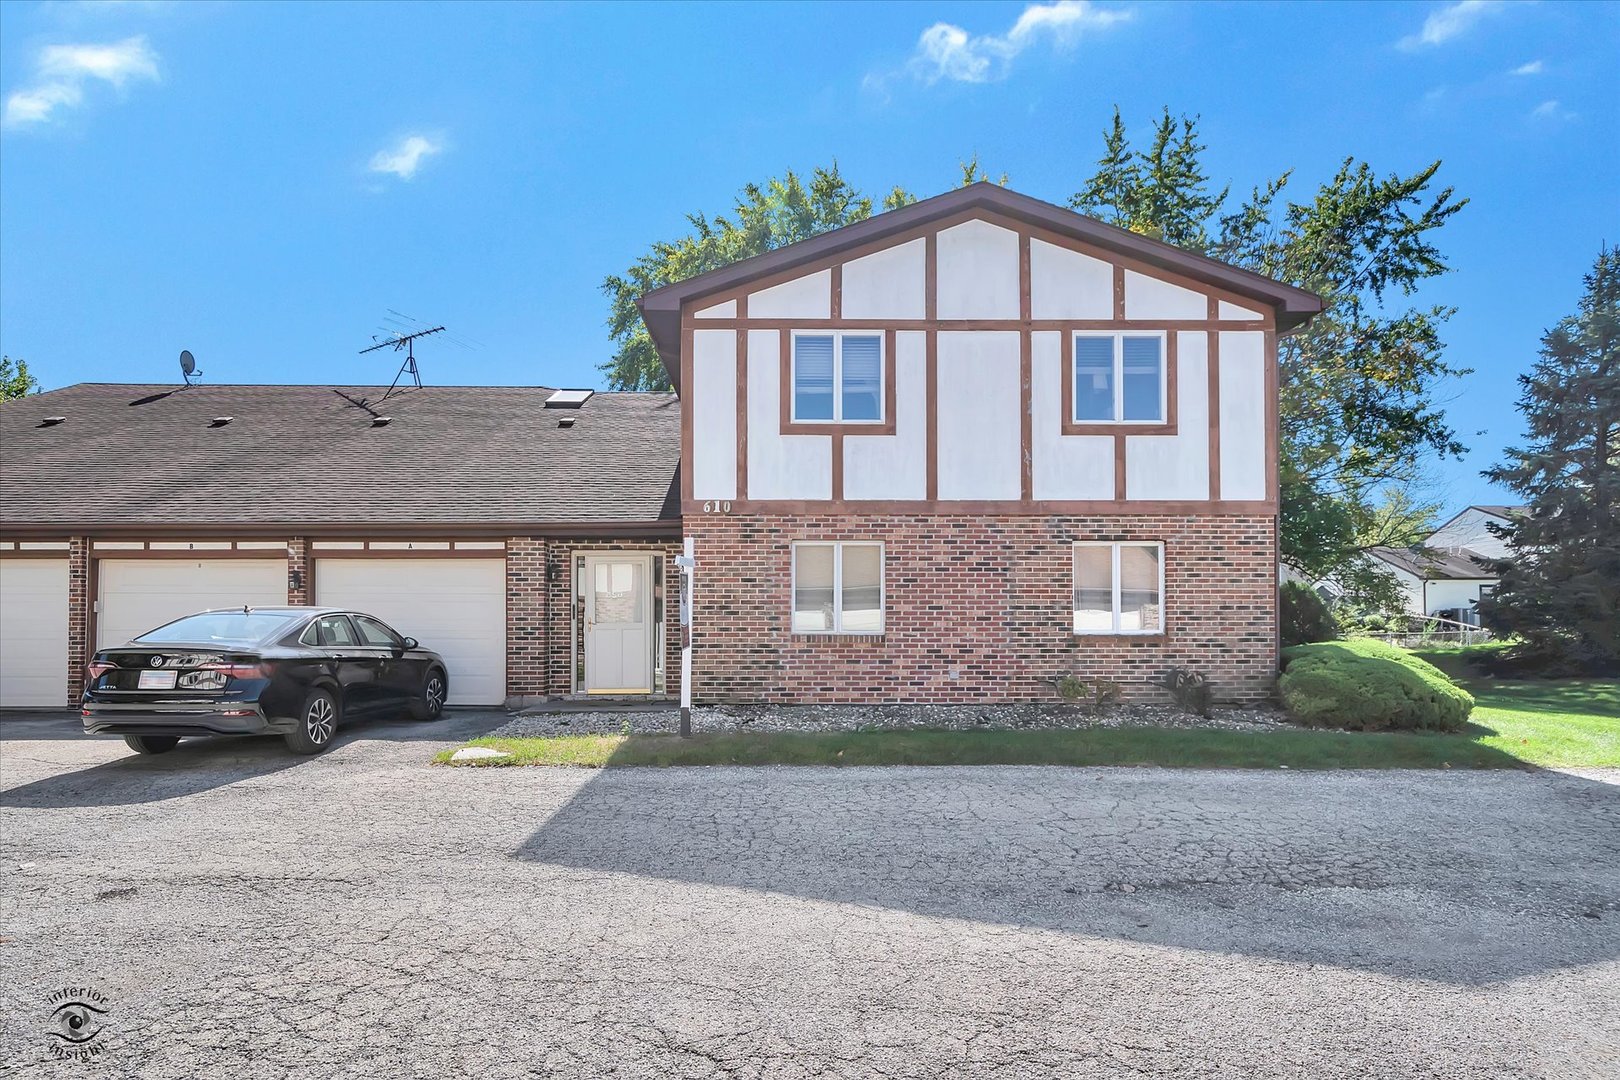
[137,670,178,690]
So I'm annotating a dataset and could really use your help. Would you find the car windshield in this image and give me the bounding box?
[134,611,298,645]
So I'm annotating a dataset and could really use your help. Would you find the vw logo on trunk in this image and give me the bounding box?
[149,655,165,667]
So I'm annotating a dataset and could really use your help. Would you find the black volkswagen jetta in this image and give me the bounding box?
[82,606,449,756]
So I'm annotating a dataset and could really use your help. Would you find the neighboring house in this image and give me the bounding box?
[0,184,1324,709]
[1365,505,1524,626]
[0,386,682,708]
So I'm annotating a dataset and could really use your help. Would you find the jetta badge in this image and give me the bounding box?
[149,655,165,667]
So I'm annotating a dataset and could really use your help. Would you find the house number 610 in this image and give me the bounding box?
[702,501,733,513]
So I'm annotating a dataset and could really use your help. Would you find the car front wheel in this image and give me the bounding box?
[124,734,179,755]
[286,689,339,755]
[410,669,447,721]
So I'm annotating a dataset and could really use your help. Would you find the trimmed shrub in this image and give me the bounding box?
[1280,580,1340,647]
[1278,638,1474,732]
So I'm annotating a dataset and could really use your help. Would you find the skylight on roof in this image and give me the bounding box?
[544,389,594,408]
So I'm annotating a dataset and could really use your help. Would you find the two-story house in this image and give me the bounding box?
[639,183,1322,704]
[0,184,1320,710]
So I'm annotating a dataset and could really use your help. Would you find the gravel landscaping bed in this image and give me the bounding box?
[498,701,1293,738]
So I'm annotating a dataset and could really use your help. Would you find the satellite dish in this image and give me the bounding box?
[179,350,201,386]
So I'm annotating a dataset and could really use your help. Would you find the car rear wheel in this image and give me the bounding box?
[124,734,179,755]
[285,689,339,756]
[410,668,447,721]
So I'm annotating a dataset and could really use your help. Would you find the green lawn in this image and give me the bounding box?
[441,646,1616,770]
[1410,647,1619,768]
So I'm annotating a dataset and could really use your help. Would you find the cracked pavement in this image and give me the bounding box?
[1,711,1617,1078]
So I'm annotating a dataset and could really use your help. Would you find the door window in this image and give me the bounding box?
[352,616,403,648]
[309,615,360,647]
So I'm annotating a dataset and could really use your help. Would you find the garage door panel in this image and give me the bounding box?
[0,559,70,708]
[98,559,287,648]
[316,559,505,706]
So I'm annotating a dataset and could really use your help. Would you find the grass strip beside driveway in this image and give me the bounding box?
[436,727,1534,769]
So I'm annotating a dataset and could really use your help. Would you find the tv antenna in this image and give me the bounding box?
[179,349,202,387]
[359,323,444,399]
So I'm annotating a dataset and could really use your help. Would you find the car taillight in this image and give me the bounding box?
[85,662,115,682]
[213,664,269,680]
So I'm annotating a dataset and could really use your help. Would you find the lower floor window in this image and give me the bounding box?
[1074,542,1164,634]
[793,541,884,633]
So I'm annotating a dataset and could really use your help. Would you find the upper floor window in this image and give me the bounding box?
[1073,541,1164,634]
[792,332,884,424]
[793,541,884,634]
[1073,332,1166,424]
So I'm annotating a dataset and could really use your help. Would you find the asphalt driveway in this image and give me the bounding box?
[1,710,1616,1078]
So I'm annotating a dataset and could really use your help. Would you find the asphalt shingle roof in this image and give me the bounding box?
[0,383,680,529]
[1369,545,1497,581]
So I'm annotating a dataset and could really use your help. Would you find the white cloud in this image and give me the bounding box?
[369,134,444,181]
[1509,59,1543,76]
[896,1,1132,86]
[3,34,159,128]
[1530,99,1572,121]
[1399,1,1505,50]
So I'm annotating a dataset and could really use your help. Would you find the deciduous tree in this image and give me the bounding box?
[1,355,37,401]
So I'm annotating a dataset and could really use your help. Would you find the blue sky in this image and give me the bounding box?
[1,0,1615,511]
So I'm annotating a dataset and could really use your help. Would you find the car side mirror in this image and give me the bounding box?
[402,637,418,651]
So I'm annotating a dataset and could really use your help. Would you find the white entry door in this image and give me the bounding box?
[315,558,506,706]
[97,559,288,648]
[584,555,652,694]
[0,559,70,707]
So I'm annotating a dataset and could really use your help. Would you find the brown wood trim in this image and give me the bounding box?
[925,233,938,320]
[683,498,1277,516]
[1265,328,1279,504]
[309,549,507,560]
[1114,435,1127,499]
[1019,233,1034,501]
[86,549,99,656]
[735,297,749,501]
[5,521,679,541]
[680,321,695,504]
[92,548,290,560]
[0,549,72,559]
[777,328,898,436]
[685,317,1269,332]
[1059,330,1179,437]
[830,263,842,320]
[1208,329,1222,502]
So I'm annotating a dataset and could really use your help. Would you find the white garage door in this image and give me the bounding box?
[0,559,70,708]
[98,559,288,648]
[316,559,505,706]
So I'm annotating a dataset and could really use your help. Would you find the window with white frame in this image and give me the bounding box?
[1073,542,1164,634]
[1073,332,1166,423]
[792,542,884,633]
[791,332,884,423]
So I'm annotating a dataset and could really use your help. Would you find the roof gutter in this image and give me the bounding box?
[0,520,683,541]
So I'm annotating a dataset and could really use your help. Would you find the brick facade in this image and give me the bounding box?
[67,536,89,703]
[286,537,309,605]
[684,513,1278,705]
[506,536,550,698]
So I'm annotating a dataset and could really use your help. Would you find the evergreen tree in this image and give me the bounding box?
[1479,248,1620,670]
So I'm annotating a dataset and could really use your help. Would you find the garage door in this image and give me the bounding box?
[316,559,505,706]
[97,559,288,648]
[0,559,70,707]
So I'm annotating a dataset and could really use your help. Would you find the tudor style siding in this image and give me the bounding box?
[680,213,1278,515]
